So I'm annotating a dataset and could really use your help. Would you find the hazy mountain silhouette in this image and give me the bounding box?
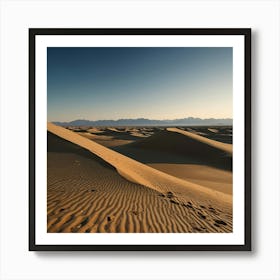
[54,117,232,127]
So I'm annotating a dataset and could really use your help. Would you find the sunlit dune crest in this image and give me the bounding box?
[167,127,232,154]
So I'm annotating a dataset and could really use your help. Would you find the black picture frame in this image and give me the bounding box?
[29,28,251,251]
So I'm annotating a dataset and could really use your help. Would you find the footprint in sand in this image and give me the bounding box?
[182,203,194,209]
[208,206,218,214]
[214,219,227,226]
[170,199,179,205]
[166,192,173,198]
[197,212,206,220]
[192,227,203,232]
[79,217,89,227]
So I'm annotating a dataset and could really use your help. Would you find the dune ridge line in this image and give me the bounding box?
[167,127,232,154]
[47,122,232,204]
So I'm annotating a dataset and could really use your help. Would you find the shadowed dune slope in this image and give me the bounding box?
[77,132,134,148]
[77,126,162,148]
[120,128,232,171]
[167,128,232,154]
[96,128,141,141]
[48,131,232,233]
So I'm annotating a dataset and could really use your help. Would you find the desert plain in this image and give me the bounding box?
[47,123,233,233]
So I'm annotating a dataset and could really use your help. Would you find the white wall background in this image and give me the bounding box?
[0,0,279,279]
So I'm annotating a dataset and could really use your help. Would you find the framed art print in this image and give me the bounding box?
[29,28,251,251]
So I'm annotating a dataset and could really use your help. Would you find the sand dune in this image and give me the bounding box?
[208,128,219,133]
[129,131,147,138]
[48,123,231,204]
[119,128,232,171]
[75,126,160,147]
[147,163,232,195]
[113,128,232,194]
[87,127,104,134]
[167,127,232,154]
[107,127,123,133]
[114,143,232,194]
[47,132,232,233]
[77,128,141,148]
[70,125,232,193]
[106,128,149,139]
[77,132,133,148]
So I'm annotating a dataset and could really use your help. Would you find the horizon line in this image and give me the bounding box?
[50,116,233,123]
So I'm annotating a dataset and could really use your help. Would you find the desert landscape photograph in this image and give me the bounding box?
[47,47,233,234]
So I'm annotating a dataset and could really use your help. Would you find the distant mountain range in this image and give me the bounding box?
[54,117,232,127]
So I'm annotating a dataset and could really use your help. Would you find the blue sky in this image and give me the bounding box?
[47,47,232,122]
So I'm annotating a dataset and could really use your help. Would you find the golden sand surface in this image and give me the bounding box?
[47,123,232,233]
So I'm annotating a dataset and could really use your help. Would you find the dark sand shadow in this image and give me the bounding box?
[113,130,232,171]
[47,132,115,170]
